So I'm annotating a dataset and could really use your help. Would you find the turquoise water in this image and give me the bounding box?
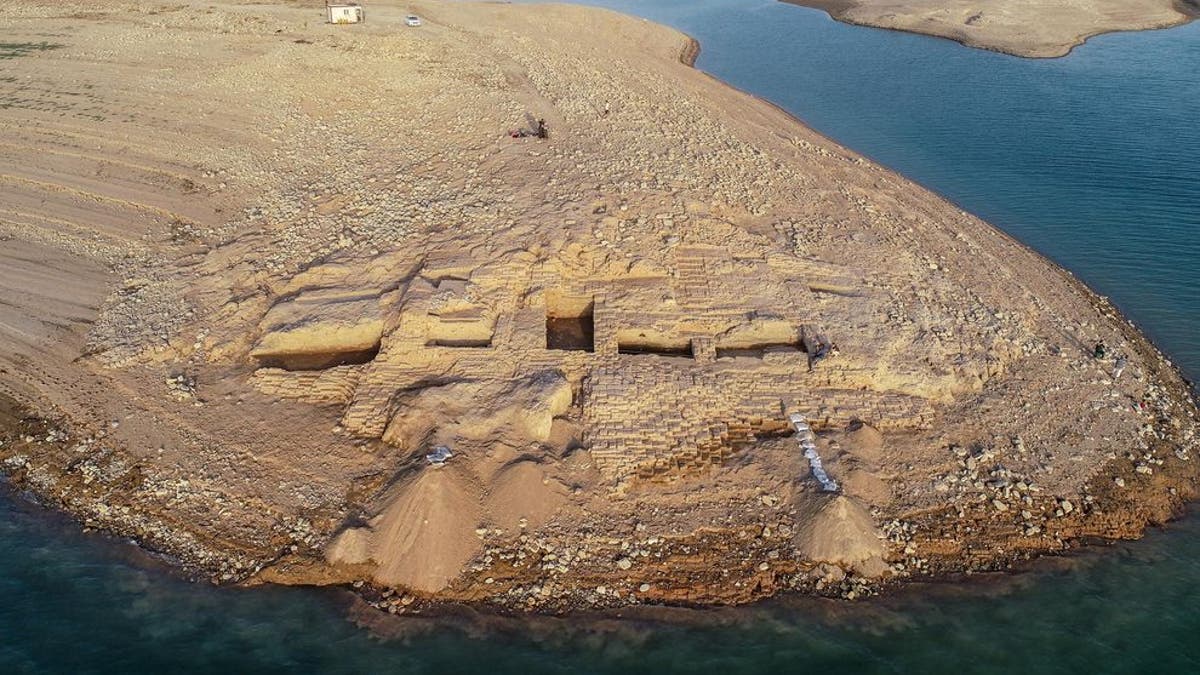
[3,3,1200,672]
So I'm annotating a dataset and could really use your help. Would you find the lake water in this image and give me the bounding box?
[3,3,1199,672]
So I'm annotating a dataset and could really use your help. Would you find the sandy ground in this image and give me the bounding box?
[785,0,1196,58]
[1,0,1198,613]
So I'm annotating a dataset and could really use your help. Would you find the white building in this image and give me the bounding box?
[326,3,364,24]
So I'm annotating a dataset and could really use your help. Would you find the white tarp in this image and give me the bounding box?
[425,445,453,466]
[789,413,839,492]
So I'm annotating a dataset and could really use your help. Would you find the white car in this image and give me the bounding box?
[405,15,421,27]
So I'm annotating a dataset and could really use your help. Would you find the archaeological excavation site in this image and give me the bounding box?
[247,235,935,594]
[1,0,1197,614]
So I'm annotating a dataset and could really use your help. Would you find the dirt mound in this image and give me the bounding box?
[840,468,893,507]
[793,494,886,573]
[326,526,372,565]
[843,421,885,464]
[329,466,483,593]
[485,460,569,531]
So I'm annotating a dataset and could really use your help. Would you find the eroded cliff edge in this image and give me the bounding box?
[1,0,1197,614]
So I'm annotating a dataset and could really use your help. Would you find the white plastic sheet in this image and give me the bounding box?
[788,413,839,492]
[425,445,453,466]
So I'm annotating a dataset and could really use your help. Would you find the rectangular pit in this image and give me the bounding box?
[545,292,594,352]
[714,341,803,359]
[427,311,495,349]
[426,338,493,348]
[616,329,693,358]
[255,343,381,371]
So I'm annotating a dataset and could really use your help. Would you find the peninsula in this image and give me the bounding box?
[1,0,1197,613]
[784,0,1197,58]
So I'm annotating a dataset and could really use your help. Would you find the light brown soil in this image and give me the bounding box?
[1,0,1198,615]
[784,0,1195,58]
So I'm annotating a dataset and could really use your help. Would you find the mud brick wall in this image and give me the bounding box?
[251,366,362,405]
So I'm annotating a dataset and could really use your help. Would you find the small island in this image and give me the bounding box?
[1,0,1197,614]
[784,0,1197,58]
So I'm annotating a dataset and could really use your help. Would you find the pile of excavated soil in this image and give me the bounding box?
[485,460,569,531]
[332,466,483,594]
[793,495,886,570]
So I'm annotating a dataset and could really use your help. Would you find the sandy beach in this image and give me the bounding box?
[1,0,1198,614]
[784,0,1196,58]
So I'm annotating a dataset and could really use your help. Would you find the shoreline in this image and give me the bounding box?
[1,0,1198,616]
[2,379,1198,618]
[780,0,1197,59]
[9,456,1195,643]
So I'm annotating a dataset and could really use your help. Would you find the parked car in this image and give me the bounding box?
[405,15,421,27]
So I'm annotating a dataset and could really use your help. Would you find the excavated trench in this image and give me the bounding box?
[253,343,381,371]
[545,293,595,352]
[714,340,804,359]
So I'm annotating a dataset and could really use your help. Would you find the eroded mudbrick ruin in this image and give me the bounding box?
[250,241,933,489]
